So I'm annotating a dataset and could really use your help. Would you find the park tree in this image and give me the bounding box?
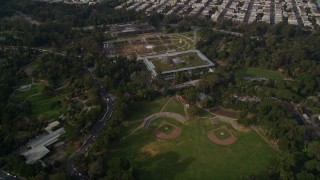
[104,157,134,180]
[88,159,103,179]
[183,88,198,104]
[187,105,201,117]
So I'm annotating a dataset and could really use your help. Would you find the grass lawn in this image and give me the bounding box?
[10,81,67,121]
[236,67,284,79]
[163,98,186,116]
[198,108,214,118]
[125,97,169,122]
[213,128,231,140]
[108,108,278,179]
[11,84,44,103]
[28,94,67,121]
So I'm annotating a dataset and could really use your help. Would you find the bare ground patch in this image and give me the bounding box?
[140,146,158,156]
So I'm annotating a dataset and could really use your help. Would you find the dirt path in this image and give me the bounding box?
[184,104,188,116]
[160,97,173,112]
[201,108,241,130]
[142,112,187,129]
[250,126,280,153]
[55,81,70,91]
[25,93,41,100]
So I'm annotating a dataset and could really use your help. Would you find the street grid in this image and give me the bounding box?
[118,0,320,28]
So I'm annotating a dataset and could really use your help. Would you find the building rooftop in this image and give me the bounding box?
[21,127,65,164]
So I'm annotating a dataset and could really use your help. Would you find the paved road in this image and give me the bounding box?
[169,79,201,89]
[291,0,304,26]
[212,27,243,37]
[0,171,18,180]
[243,0,254,23]
[218,0,234,21]
[2,46,65,56]
[65,68,114,179]
[270,0,275,24]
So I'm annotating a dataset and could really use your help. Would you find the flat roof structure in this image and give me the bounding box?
[21,127,65,164]
[110,23,156,37]
[143,49,214,78]
[45,121,60,133]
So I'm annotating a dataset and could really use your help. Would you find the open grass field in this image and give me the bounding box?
[28,94,67,121]
[10,80,67,121]
[163,98,186,116]
[236,67,284,79]
[11,84,44,103]
[110,97,278,179]
[125,97,170,122]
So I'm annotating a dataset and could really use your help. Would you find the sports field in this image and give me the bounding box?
[108,97,278,179]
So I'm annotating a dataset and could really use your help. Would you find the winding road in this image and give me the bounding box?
[65,68,115,179]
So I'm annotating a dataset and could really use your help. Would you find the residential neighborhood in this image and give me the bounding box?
[115,0,320,27]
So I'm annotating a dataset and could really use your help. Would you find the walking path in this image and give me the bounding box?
[142,112,187,129]
[250,126,280,153]
[160,97,173,112]
[202,108,241,130]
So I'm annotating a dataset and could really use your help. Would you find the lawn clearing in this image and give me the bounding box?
[10,80,67,121]
[125,97,170,122]
[162,98,186,116]
[11,84,44,103]
[28,94,67,121]
[236,67,284,79]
